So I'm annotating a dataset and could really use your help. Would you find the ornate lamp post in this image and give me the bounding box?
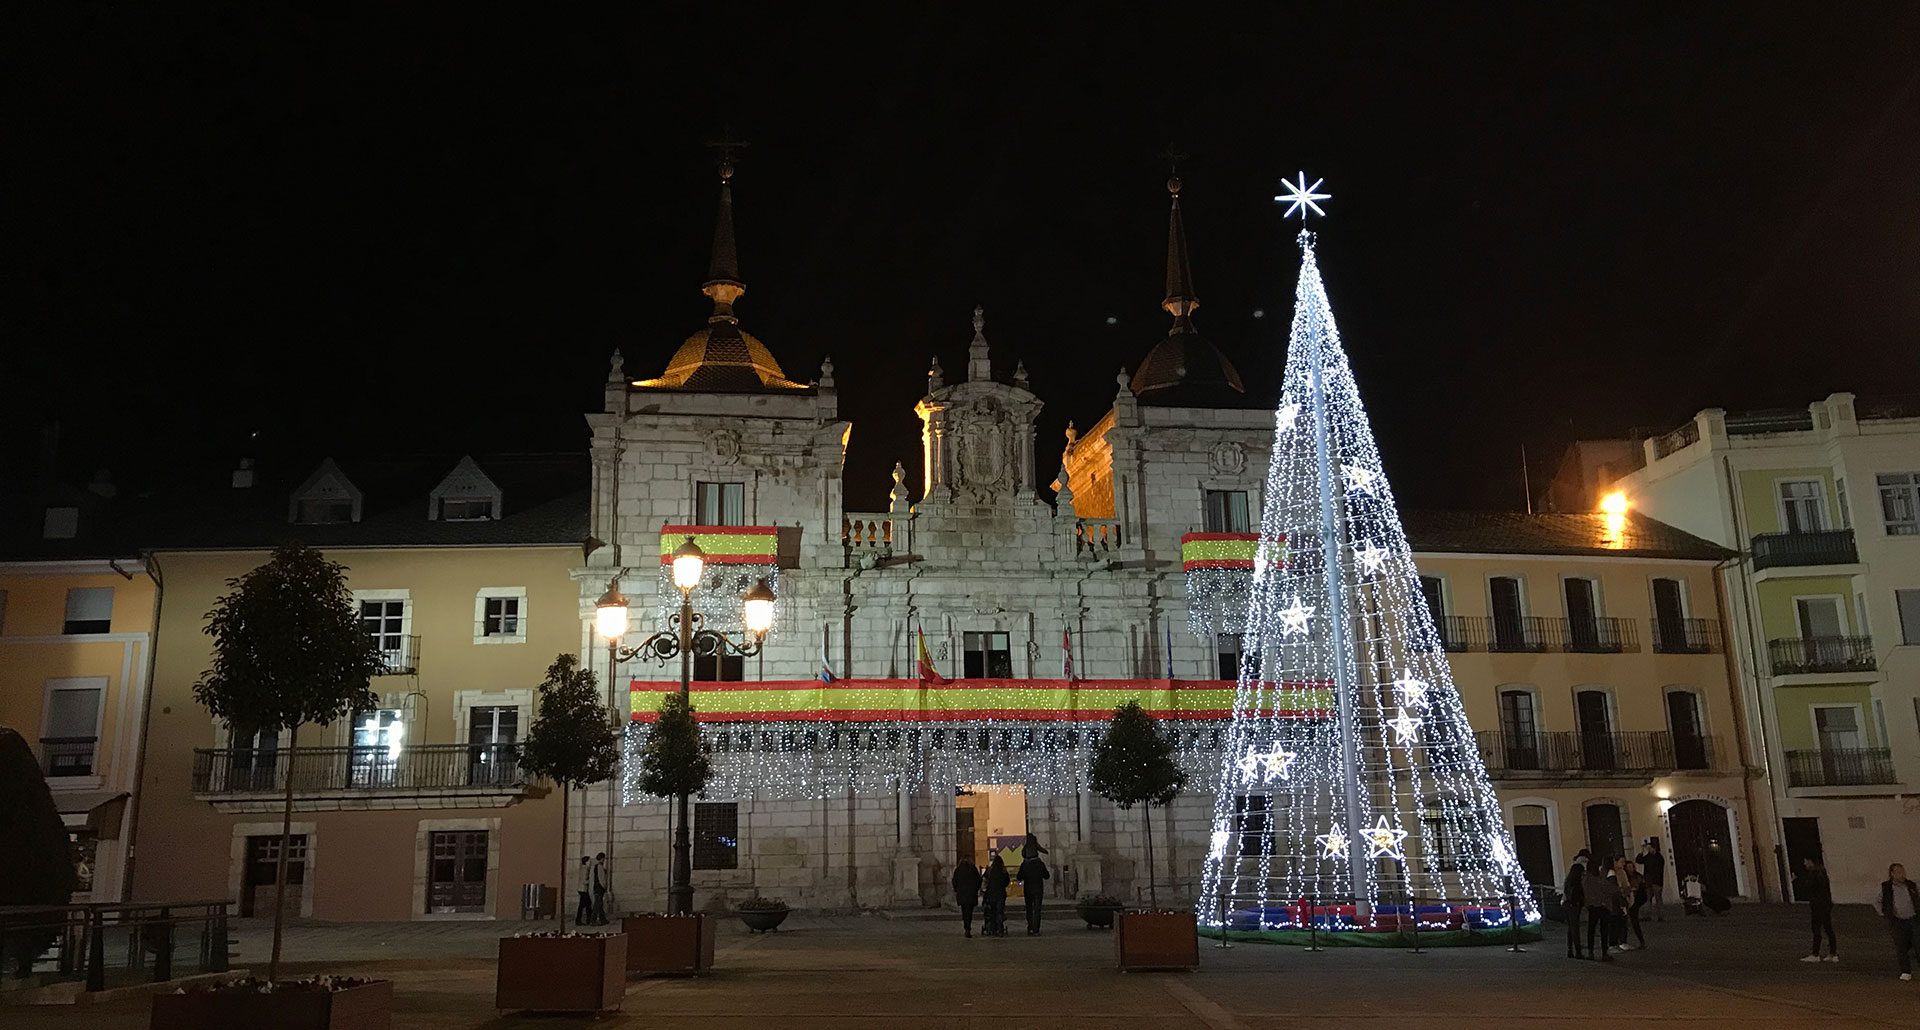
[596,536,775,915]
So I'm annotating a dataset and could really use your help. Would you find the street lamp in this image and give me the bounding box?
[596,536,775,915]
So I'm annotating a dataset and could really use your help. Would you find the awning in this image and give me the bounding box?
[53,791,131,839]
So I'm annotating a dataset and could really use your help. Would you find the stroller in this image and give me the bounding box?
[1681,874,1705,916]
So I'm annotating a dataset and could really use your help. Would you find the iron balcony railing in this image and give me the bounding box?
[1784,747,1898,788]
[1438,616,1639,654]
[1475,730,1718,776]
[1750,529,1858,570]
[1767,635,1876,675]
[1651,617,1723,654]
[190,743,524,796]
[373,634,421,675]
[40,736,99,777]
[0,900,230,992]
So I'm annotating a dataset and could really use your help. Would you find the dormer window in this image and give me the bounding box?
[288,459,364,524]
[440,497,495,521]
[294,499,355,524]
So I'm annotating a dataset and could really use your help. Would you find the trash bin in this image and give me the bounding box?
[521,883,549,920]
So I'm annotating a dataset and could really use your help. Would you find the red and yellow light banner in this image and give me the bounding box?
[1180,532,1279,571]
[628,678,1334,723]
[659,525,778,565]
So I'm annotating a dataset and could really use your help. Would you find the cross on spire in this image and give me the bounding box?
[705,128,750,182]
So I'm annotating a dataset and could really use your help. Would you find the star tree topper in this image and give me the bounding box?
[1276,172,1331,220]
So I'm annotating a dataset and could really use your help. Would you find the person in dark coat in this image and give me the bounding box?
[1022,833,1048,860]
[575,855,593,926]
[1799,857,1837,962]
[1583,856,1621,961]
[1017,854,1050,935]
[1876,862,1918,979]
[983,854,1010,937]
[952,859,983,938]
[1563,850,1590,959]
[1639,839,1667,922]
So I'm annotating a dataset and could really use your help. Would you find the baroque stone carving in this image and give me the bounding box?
[1208,441,1247,476]
[707,428,741,463]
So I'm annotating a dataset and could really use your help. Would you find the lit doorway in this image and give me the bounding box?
[956,784,1029,897]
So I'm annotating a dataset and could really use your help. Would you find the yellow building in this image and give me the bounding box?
[126,454,590,921]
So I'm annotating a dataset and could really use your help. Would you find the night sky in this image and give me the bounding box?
[8,4,1918,511]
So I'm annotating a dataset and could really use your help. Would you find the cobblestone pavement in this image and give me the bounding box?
[7,903,1918,1028]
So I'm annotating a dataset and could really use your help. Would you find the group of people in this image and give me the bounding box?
[1561,839,1668,961]
[1798,857,1920,980]
[575,852,613,925]
[951,834,1051,937]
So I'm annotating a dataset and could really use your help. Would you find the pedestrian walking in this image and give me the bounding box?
[1563,849,1590,959]
[1639,839,1667,922]
[952,857,982,938]
[1584,855,1621,961]
[1876,862,1919,981]
[983,854,1010,937]
[1799,856,1838,963]
[1620,858,1649,950]
[590,852,611,925]
[1017,854,1050,935]
[575,855,593,926]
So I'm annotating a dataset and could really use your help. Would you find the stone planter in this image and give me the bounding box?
[1075,904,1119,929]
[739,907,790,933]
[622,914,716,974]
[151,979,393,1030]
[495,934,626,1013]
[1114,910,1199,971]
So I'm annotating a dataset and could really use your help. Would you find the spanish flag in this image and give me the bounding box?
[916,626,949,684]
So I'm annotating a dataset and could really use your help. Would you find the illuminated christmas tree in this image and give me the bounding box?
[1198,175,1535,937]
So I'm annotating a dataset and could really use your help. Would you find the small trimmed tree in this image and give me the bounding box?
[1088,701,1189,909]
[636,693,712,914]
[517,654,618,931]
[194,543,381,980]
[0,727,77,978]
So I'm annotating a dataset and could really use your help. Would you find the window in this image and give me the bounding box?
[1886,588,1920,645]
[1813,705,1863,754]
[467,706,520,785]
[1489,577,1532,651]
[1667,690,1710,770]
[1498,690,1539,769]
[962,631,1012,678]
[482,597,520,638]
[440,498,494,521]
[1879,473,1920,536]
[361,600,408,670]
[64,587,113,634]
[1423,813,1459,871]
[1217,634,1240,680]
[349,708,403,786]
[1576,690,1616,771]
[1564,578,1601,651]
[1203,490,1251,533]
[693,650,744,681]
[1419,575,1454,649]
[43,506,79,539]
[294,498,354,524]
[693,802,739,869]
[696,482,745,526]
[41,679,104,777]
[1230,794,1272,856]
[1778,479,1826,533]
[1836,477,1851,529]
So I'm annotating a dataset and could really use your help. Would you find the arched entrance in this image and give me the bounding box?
[1668,799,1738,897]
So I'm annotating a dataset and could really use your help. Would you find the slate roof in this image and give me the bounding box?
[1401,510,1733,561]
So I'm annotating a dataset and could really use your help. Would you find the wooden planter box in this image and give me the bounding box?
[1114,911,1199,971]
[151,979,392,1030]
[495,934,626,1013]
[621,914,716,974]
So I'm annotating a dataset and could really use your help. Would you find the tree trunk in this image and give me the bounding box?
[1144,803,1157,910]
[559,781,570,932]
[268,724,298,981]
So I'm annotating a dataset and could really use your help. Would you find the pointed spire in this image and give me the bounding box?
[1162,172,1198,332]
[967,305,992,382]
[701,133,749,324]
[927,354,944,393]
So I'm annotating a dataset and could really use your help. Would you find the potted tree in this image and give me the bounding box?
[736,895,790,933]
[1088,701,1198,971]
[623,694,718,974]
[501,654,624,1012]
[192,545,384,987]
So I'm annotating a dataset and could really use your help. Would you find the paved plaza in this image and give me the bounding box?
[8,903,1918,1028]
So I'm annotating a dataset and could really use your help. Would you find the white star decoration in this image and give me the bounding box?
[1363,816,1409,861]
[1386,708,1423,745]
[1341,463,1378,495]
[1277,599,1315,635]
[1393,670,1429,708]
[1237,748,1262,783]
[1316,825,1350,861]
[1352,542,1387,577]
[1276,172,1331,220]
[1260,745,1298,783]
[1276,399,1301,432]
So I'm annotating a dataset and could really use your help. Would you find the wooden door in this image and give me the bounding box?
[428,831,489,913]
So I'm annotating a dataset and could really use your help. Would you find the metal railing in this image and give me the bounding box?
[1750,529,1858,570]
[190,743,524,796]
[1475,730,1716,776]
[0,901,229,992]
[1653,420,1700,459]
[373,634,420,675]
[1439,616,1638,653]
[1767,635,1876,675]
[1075,518,1123,557]
[39,736,98,778]
[1651,617,1723,654]
[1784,748,1897,788]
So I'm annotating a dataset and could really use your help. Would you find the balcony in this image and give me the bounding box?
[1750,529,1858,570]
[1437,616,1639,654]
[1651,617,1723,654]
[41,736,99,778]
[1767,636,1876,676]
[190,743,526,810]
[1784,748,1898,788]
[374,635,420,675]
[1475,730,1719,778]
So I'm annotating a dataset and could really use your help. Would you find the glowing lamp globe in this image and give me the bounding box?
[671,536,707,594]
[742,578,777,637]
[595,581,630,641]
[1599,492,1629,516]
